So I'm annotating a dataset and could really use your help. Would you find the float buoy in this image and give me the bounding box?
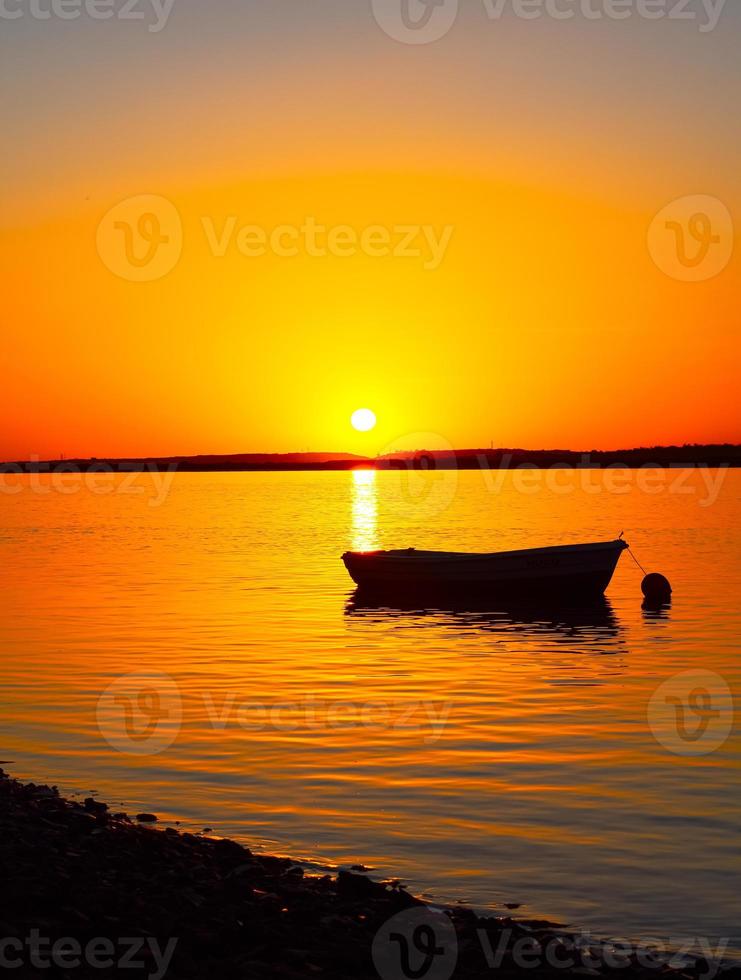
[641,573,672,602]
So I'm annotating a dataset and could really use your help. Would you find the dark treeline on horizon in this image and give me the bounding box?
[3,445,741,473]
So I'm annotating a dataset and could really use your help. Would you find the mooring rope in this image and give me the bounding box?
[627,547,648,577]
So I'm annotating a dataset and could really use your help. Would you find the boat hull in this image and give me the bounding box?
[342,540,628,599]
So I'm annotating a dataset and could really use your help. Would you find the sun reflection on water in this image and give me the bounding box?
[351,468,378,552]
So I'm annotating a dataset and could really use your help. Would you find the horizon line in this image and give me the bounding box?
[3,442,741,468]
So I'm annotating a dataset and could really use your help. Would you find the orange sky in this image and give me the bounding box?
[2,2,739,460]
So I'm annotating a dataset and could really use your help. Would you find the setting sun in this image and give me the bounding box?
[351,408,377,433]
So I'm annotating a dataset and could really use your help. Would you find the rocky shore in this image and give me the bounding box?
[1,769,737,980]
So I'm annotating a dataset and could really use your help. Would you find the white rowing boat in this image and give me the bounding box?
[342,539,628,597]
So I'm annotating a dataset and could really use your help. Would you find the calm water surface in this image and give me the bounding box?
[1,469,740,951]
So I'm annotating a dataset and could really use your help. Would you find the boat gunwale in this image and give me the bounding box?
[342,539,628,563]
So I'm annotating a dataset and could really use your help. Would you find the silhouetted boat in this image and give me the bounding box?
[342,539,628,598]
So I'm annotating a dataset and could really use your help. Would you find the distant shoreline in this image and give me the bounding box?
[2,445,740,473]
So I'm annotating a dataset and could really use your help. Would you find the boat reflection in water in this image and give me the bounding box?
[346,589,622,644]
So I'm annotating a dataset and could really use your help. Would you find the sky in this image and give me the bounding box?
[1,0,739,459]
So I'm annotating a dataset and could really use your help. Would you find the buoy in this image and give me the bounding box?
[641,573,672,602]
